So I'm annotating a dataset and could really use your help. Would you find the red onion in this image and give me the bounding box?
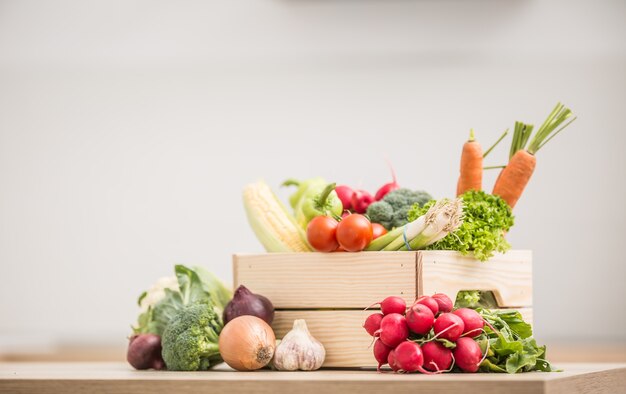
[127,333,165,370]
[223,285,274,325]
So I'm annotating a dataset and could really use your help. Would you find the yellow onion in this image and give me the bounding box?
[219,315,276,371]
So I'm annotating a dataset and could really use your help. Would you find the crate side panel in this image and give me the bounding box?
[418,250,532,307]
[234,252,417,309]
[273,310,375,368]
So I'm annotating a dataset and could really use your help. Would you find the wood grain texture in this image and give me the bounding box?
[273,308,533,368]
[272,310,373,368]
[234,252,417,309]
[1,362,624,394]
[234,251,532,309]
[418,250,533,307]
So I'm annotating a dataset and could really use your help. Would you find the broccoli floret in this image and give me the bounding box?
[366,201,393,229]
[384,189,432,210]
[161,302,223,371]
[411,190,433,207]
[391,205,412,229]
[371,189,433,229]
[381,189,412,211]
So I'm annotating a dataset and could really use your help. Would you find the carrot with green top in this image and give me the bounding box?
[456,129,509,196]
[493,103,576,209]
[456,129,483,196]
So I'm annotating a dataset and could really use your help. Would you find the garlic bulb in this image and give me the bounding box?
[273,319,325,371]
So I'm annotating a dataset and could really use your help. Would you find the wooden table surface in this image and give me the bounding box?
[0,362,624,394]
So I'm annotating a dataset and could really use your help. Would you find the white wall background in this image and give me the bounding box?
[1,0,625,353]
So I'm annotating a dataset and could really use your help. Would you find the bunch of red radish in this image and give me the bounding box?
[335,164,400,215]
[363,293,487,374]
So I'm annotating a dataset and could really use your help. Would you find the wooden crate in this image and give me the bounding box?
[233,250,532,368]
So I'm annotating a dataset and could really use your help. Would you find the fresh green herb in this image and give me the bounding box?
[407,190,514,261]
[476,309,557,373]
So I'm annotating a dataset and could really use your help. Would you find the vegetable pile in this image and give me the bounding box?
[129,265,232,371]
[128,266,326,372]
[364,293,555,374]
[242,102,575,262]
[126,102,574,376]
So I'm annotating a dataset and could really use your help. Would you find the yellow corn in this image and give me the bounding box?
[243,180,311,252]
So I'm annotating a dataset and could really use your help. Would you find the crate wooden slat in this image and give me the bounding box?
[233,252,417,309]
[234,251,532,309]
[418,250,533,307]
[273,308,534,368]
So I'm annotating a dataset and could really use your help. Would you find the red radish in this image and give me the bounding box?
[376,313,409,348]
[351,189,374,214]
[405,303,435,335]
[374,161,400,201]
[432,293,453,314]
[380,296,406,315]
[393,341,436,374]
[335,185,355,211]
[415,296,439,316]
[422,341,453,372]
[368,296,406,316]
[373,339,392,371]
[453,337,483,373]
[363,313,384,336]
[433,313,465,342]
[394,341,423,372]
[453,308,485,338]
[387,350,400,372]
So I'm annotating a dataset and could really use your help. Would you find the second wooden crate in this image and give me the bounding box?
[233,250,532,368]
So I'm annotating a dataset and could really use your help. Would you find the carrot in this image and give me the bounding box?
[456,129,483,196]
[492,150,536,209]
[493,103,576,209]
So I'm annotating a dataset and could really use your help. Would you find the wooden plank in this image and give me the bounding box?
[234,252,416,309]
[273,308,533,368]
[4,342,626,363]
[418,250,532,307]
[1,362,625,394]
[273,310,373,368]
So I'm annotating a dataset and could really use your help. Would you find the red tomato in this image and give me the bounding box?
[307,216,339,252]
[336,214,373,252]
[371,223,388,240]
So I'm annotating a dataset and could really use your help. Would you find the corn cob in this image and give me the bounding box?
[243,180,311,252]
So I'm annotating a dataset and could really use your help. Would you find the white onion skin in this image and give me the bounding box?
[219,315,276,371]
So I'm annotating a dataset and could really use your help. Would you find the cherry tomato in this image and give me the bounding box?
[336,214,373,252]
[371,223,388,240]
[307,216,339,252]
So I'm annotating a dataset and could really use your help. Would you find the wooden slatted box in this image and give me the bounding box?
[233,250,532,368]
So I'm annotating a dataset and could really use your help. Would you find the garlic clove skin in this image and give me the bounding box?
[273,319,325,371]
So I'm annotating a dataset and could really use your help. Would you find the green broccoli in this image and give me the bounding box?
[365,201,393,229]
[390,205,412,229]
[367,188,432,230]
[161,302,223,371]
